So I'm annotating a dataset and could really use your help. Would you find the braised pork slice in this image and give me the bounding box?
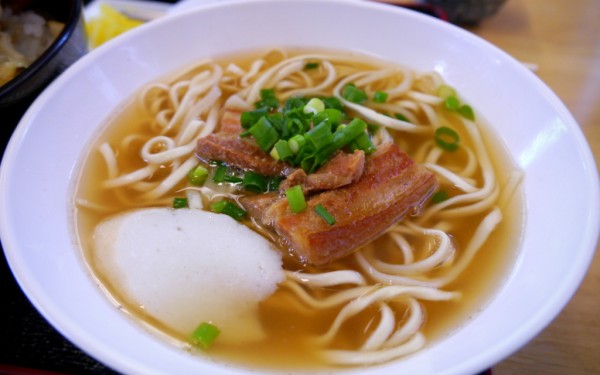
[196,110,290,176]
[242,143,437,266]
[279,150,365,193]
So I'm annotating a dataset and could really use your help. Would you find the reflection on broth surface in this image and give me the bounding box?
[75,49,523,370]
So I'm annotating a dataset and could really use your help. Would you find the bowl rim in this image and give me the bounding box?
[1,0,599,374]
[0,0,84,104]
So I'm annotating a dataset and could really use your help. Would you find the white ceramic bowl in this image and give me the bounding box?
[1,1,598,374]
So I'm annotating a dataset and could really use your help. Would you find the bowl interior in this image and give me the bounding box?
[0,1,598,374]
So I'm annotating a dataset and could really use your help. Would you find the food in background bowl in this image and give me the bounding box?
[0,4,64,86]
[74,49,523,370]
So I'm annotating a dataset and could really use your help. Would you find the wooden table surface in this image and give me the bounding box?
[467,0,600,374]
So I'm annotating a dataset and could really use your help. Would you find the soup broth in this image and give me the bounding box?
[75,49,523,370]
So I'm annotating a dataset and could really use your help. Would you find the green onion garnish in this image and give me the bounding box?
[303,97,325,115]
[222,175,243,184]
[288,134,307,154]
[241,108,268,129]
[458,104,475,120]
[436,85,457,99]
[431,190,449,203]
[285,185,307,213]
[190,322,220,350]
[211,200,247,221]
[266,176,282,192]
[212,164,227,183]
[373,91,388,103]
[434,126,460,152]
[187,165,208,186]
[394,113,410,122]
[255,88,279,111]
[305,122,334,151]
[444,96,460,111]
[314,204,336,225]
[247,116,280,152]
[273,139,294,162]
[342,83,368,104]
[242,171,267,193]
[173,197,188,209]
[347,131,376,154]
[304,62,319,70]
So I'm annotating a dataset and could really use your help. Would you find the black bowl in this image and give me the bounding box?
[0,0,87,126]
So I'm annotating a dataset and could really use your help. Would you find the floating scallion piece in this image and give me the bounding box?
[342,83,368,104]
[211,200,247,221]
[434,126,460,152]
[190,322,220,350]
[444,96,460,111]
[285,185,307,213]
[304,62,319,70]
[212,163,228,183]
[394,113,410,122]
[373,91,388,103]
[242,171,267,193]
[173,197,188,209]
[187,165,208,186]
[431,190,449,203]
[436,84,457,99]
[314,204,336,225]
[458,104,475,120]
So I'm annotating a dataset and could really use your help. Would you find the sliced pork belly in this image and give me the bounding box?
[196,133,292,176]
[242,143,437,266]
[280,150,365,194]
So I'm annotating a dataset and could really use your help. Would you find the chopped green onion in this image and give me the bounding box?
[313,108,343,129]
[436,85,457,99]
[305,122,334,151]
[273,139,293,161]
[222,175,243,184]
[304,62,319,70]
[213,164,228,183]
[211,200,247,221]
[444,96,460,111]
[303,98,325,115]
[187,165,208,186]
[285,185,307,213]
[373,91,388,103]
[367,123,380,134]
[314,204,336,225]
[190,322,220,350]
[241,108,268,129]
[431,191,449,203]
[266,176,282,192]
[342,83,368,104]
[322,96,344,111]
[283,97,308,113]
[333,118,367,148]
[458,104,475,120]
[394,113,410,122]
[348,131,376,154]
[242,171,267,193]
[435,126,460,152]
[288,134,307,154]
[255,88,279,110]
[173,197,188,209]
[247,116,280,152]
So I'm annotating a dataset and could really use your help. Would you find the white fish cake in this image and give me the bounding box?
[92,207,285,343]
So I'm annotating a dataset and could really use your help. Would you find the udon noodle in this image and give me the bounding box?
[75,49,523,369]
